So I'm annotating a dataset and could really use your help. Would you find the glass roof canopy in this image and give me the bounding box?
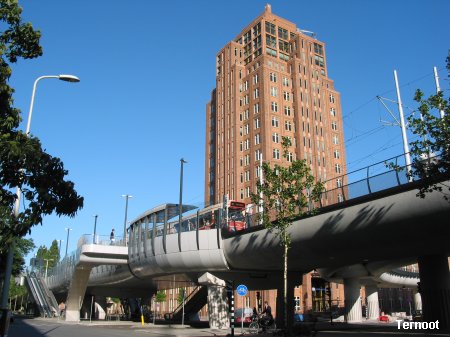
[129,203,198,225]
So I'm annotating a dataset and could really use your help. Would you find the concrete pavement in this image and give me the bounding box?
[45,319,450,337]
[8,316,450,337]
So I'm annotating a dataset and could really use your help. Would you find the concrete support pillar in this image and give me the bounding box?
[344,278,362,323]
[207,285,229,329]
[413,291,422,312]
[198,272,229,329]
[66,303,81,321]
[418,254,450,331]
[65,267,92,322]
[365,285,380,320]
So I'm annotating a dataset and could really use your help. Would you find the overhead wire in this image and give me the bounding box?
[346,137,403,169]
[345,125,386,147]
[341,67,446,169]
[342,66,446,120]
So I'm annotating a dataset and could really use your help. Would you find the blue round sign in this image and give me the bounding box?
[236,284,248,296]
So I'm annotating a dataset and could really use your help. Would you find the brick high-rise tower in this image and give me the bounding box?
[205,4,346,207]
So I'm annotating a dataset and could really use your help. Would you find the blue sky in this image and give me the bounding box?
[10,0,449,261]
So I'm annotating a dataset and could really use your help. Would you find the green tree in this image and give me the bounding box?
[155,290,166,316]
[155,290,166,303]
[48,239,60,262]
[251,137,323,330]
[176,287,185,305]
[11,237,35,276]
[0,0,83,246]
[0,237,34,297]
[36,240,59,264]
[0,2,83,321]
[407,55,450,199]
[0,237,34,277]
[9,277,26,298]
[35,239,59,273]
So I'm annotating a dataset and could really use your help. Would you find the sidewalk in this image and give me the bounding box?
[45,318,232,336]
[30,317,450,337]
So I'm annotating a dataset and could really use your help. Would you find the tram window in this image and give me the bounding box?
[155,223,164,236]
[141,223,146,242]
[229,210,245,221]
[187,218,197,231]
[137,223,142,243]
[167,222,174,234]
[199,211,216,230]
[147,224,153,239]
[226,203,247,232]
[181,220,189,232]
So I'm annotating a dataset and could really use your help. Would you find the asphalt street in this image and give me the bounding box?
[7,317,450,337]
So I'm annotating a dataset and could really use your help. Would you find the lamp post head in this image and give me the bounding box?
[180,158,187,164]
[121,194,133,198]
[58,74,80,83]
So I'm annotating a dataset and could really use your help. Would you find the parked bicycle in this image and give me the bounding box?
[248,315,277,334]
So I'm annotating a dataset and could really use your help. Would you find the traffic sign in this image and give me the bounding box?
[236,284,248,296]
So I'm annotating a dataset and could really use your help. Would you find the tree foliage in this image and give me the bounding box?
[407,55,450,199]
[155,290,166,303]
[251,137,323,329]
[35,239,60,269]
[176,287,185,304]
[251,137,324,247]
[11,237,34,276]
[0,236,34,289]
[0,237,34,277]
[0,0,83,248]
[9,277,27,298]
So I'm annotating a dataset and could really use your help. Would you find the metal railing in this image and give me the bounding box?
[320,153,411,205]
[232,152,424,231]
[46,233,126,288]
[77,234,125,247]
[45,250,78,290]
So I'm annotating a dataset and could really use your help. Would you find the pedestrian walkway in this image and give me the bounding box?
[41,317,231,336]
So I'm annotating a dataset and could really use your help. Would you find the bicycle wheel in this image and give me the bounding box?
[248,322,259,334]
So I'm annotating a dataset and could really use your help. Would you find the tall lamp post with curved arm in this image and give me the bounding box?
[0,74,80,332]
[121,194,133,246]
[64,227,73,258]
[178,158,187,251]
[13,75,80,217]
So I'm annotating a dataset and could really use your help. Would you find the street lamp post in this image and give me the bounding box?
[93,215,98,244]
[58,240,64,260]
[0,74,79,330]
[65,227,72,258]
[44,258,54,282]
[26,75,80,138]
[121,195,133,246]
[178,158,187,251]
